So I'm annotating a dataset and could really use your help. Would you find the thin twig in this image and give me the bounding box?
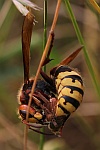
[39,0,47,150]
[28,0,61,116]
[24,0,62,149]
[89,0,100,13]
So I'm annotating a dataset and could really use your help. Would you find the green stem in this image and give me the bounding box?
[43,0,47,47]
[64,0,100,99]
[39,1,47,150]
[43,0,47,73]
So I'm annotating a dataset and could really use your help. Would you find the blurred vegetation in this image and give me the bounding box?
[0,0,100,150]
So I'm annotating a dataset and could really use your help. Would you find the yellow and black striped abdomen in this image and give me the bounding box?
[55,65,84,117]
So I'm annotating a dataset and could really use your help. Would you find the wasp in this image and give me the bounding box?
[18,12,57,135]
[18,11,84,136]
[25,46,84,136]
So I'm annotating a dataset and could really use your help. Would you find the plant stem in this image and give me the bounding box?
[27,0,62,141]
[89,0,100,13]
[64,0,100,99]
[43,0,47,73]
[39,0,47,150]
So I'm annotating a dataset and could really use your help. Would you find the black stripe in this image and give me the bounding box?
[55,66,72,77]
[62,75,83,85]
[19,110,42,121]
[63,85,84,96]
[58,103,70,115]
[60,95,80,109]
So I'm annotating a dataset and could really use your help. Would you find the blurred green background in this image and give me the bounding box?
[0,0,100,150]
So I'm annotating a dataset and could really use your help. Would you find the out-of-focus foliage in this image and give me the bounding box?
[0,0,100,150]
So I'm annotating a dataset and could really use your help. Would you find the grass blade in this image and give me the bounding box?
[64,0,100,99]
